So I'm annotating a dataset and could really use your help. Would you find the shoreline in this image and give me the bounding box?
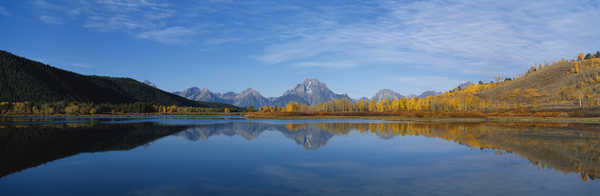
[3,113,600,123]
[0,112,245,117]
[244,113,600,123]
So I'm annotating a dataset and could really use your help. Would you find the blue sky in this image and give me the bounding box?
[1,0,599,98]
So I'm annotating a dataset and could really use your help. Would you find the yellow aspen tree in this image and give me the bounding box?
[400,98,407,111]
[357,99,365,112]
[382,98,390,112]
[479,99,487,112]
[285,102,299,112]
[391,99,401,112]
[405,98,414,111]
[368,99,377,112]
[167,105,178,113]
[376,100,384,112]
[416,98,425,111]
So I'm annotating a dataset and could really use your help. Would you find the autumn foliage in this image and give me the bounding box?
[258,51,600,117]
[0,101,238,115]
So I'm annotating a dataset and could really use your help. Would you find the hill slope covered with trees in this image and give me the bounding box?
[0,50,240,114]
[0,50,233,107]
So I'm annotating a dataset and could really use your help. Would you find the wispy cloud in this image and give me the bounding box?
[257,0,600,77]
[34,0,180,43]
[0,6,10,16]
[203,37,241,45]
[293,60,359,68]
[34,0,63,10]
[82,0,173,31]
[39,15,64,24]
[137,26,195,44]
[28,0,600,74]
[33,0,75,24]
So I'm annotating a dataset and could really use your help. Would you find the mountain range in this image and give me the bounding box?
[176,79,441,108]
[175,79,351,107]
[372,89,403,101]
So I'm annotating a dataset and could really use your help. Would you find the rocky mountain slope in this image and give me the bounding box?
[372,89,403,101]
[418,90,442,97]
[177,78,446,107]
[176,79,350,107]
[272,79,351,106]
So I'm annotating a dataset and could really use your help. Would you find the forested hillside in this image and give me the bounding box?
[0,50,235,108]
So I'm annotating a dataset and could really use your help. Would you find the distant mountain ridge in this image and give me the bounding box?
[176,79,444,107]
[234,88,271,107]
[372,89,403,101]
[175,87,231,104]
[418,90,442,97]
[273,79,351,106]
[176,79,350,107]
[371,89,441,100]
[174,87,271,107]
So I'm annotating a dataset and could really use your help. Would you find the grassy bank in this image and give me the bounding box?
[4,112,600,123]
[244,112,600,123]
[0,112,245,117]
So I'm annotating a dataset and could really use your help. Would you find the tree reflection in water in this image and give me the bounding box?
[1,120,598,182]
[178,121,600,181]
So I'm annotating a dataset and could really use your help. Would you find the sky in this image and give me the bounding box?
[1,0,599,98]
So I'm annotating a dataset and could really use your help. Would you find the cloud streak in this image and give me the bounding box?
[0,6,10,16]
[293,60,359,68]
[34,0,183,43]
[82,0,173,31]
[27,0,600,89]
[39,15,64,24]
[258,0,600,77]
[137,26,195,44]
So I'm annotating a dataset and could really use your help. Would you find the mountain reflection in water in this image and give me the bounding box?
[1,119,599,184]
[176,121,600,182]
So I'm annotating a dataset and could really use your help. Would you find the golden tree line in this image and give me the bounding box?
[261,83,588,113]
[0,101,235,115]
[263,83,532,113]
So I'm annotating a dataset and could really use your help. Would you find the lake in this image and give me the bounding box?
[1,115,599,195]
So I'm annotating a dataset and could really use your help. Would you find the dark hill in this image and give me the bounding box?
[0,50,235,108]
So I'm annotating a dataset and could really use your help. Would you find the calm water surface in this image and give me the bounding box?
[0,115,599,195]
